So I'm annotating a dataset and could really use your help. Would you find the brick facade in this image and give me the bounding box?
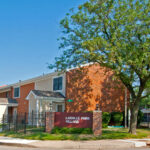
[12,83,35,114]
[66,64,129,112]
[0,90,12,98]
[46,112,55,133]
[0,64,129,115]
[93,111,102,136]
[46,111,102,136]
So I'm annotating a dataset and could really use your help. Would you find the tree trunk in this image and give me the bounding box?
[129,100,140,134]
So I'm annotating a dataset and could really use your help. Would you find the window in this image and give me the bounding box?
[14,87,20,98]
[53,77,63,91]
[56,104,63,112]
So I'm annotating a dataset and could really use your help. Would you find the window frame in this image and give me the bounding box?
[14,87,20,98]
[52,76,63,92]
[56,104,65,112]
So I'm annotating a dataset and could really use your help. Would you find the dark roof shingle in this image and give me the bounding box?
[0,98,18,104]
[32,90,65,98]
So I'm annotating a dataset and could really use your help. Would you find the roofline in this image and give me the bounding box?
[66,62,94,72]
[0,71,62,91]
[0,63,94,91]
[26,90,65,101]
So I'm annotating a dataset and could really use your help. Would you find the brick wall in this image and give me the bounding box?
[11,83,35,114]
[66,64,129,112]
[0,92,7,98]
[0,90,12,98]
[46,111,102,136]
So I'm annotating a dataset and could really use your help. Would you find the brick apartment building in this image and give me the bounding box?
[0,64,129,119]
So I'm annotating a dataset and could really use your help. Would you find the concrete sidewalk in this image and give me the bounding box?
[0,136,149,149]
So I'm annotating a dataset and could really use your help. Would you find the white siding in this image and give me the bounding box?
[35,73,66,96]
[0,105,7,122]
[29,94,36,113]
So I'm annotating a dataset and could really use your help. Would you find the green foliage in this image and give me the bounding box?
[140,96,150,108]
[50,0,150,133]
[0,128,150,140]
[137,110,144,127]
[51,127,92,134]
[102,112,111,128]
[111,112,123,126]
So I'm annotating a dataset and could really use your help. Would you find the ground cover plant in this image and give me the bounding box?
[0,128,149,140]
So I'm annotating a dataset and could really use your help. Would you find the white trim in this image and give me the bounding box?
[8,104,18,107]
[13,87,20,98]
[26,90,37,100]
[26,91,65,102]
[0,103,18,107]
[36,99,39,126]
[36,96,64,101]
[66,62,94,72]
[52,75,63,92]
[56,103,65,112]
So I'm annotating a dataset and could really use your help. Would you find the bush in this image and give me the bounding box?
[51,127,92,134]
[137,110,144,127]
[102,112,111,128]
[111,112,123,126]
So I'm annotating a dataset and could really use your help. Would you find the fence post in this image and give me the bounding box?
[2,115,4,131]
[8,115,10,131]
[44,112,46,132]
[15,114,18,133]
[32,110,33,127]
[24,113,27,134]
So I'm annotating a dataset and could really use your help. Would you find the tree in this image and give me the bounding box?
[49,0,150,134]
[141,96,150,108]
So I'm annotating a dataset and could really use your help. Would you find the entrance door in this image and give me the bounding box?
[8,107,13,116]
[56,104,63,112]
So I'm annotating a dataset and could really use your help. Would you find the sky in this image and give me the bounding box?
[0,0,87,85]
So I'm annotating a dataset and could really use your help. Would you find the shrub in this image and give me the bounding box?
[111,112,123,126]
[51,127,92,134]
[102,112,111,128]
[137,110,144,127]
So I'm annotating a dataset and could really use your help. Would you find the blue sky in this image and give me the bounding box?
[0,0,86,85]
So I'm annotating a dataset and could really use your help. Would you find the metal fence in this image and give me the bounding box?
[0,112,46,133]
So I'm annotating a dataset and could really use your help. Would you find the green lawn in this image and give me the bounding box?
[0,128,149,140]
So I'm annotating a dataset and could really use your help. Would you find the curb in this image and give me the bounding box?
[119,140,148,148]
[0,142,36,148]
[0,139,149,149]
[0,141,135,149]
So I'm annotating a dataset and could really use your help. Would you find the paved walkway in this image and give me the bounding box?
[0,136,149,149]
[0,136,36,144]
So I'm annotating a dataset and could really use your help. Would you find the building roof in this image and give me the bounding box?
[31,90,65,98]
[0,98,18,105]
[0,63,94,92]
[141,108,150,113]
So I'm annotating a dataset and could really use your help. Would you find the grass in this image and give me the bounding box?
[51,127,92,134]
[0,128,149,141]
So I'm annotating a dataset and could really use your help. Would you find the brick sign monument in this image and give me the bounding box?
[46,111,102,136]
